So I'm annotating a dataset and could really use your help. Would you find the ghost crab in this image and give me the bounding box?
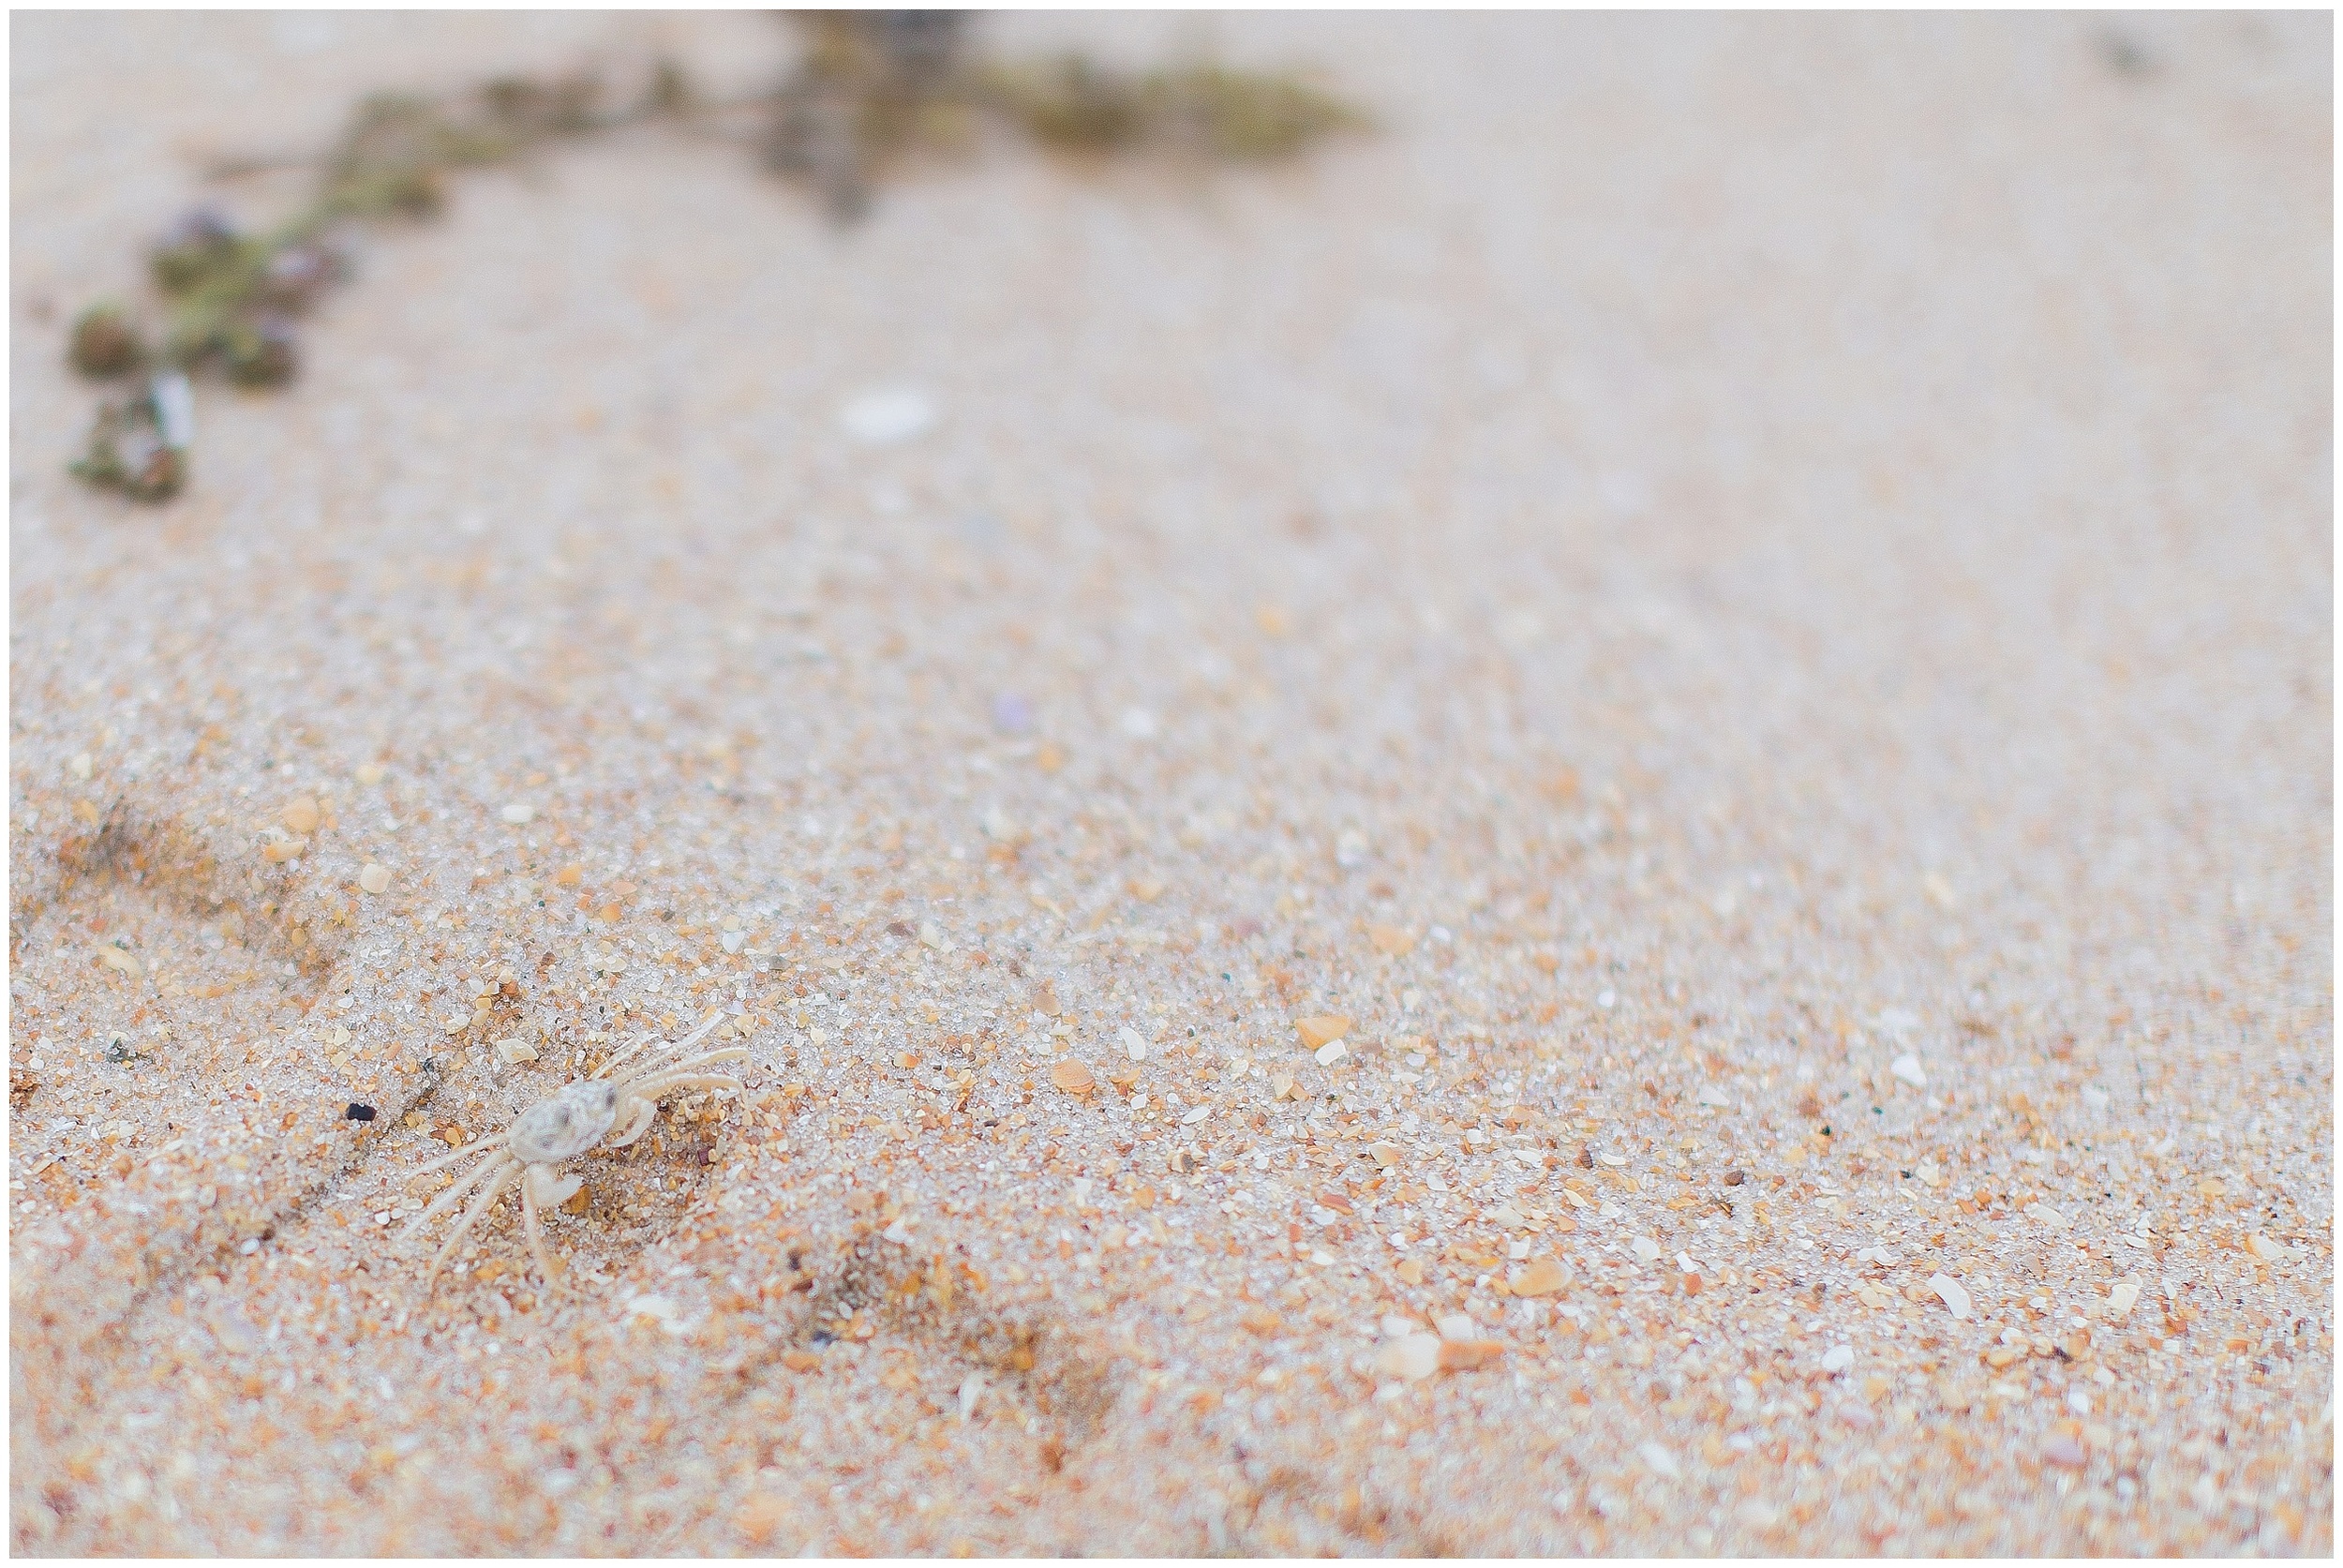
[398,1009,748,1288]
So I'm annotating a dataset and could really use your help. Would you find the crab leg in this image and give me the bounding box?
[672,1016,731,1066]
[604,1072,745,1148]
[425,1162,522,1285]
[520,1168,567,1286]
[396,1151,509,1244]
[627,1071,745,1099]
[671,1046,751,1071]
[593,1010,726,1083]
[589,1030,668,1083]
[609,1034,715,1084]
[405,1128,510,1181]
[619,1047,749,1092]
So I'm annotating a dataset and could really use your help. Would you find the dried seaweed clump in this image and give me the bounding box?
[766,11,980,220]
[62,15,1372,500]
[63,64,687,501]
[983,56,1369,160]
[70,371,194,503]
[763,13,1370,217]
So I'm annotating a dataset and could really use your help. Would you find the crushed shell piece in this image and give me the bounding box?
[1375,1333,1440,1382]
[1295,1015,1352,1050]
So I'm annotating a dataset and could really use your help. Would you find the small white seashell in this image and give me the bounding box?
[839,387,936,445]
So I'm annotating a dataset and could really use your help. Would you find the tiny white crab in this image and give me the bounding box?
[398,1009,748,1287]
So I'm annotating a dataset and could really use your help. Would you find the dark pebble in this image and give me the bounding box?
[345,1102,377,1122]
[1724,1168,1746,1186]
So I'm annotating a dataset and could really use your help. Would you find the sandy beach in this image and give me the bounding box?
[8,10,2332,1555]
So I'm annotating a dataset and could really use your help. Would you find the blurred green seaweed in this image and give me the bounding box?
[64,12,1369,502]
[766,12,1369,217]
[66,62,686,500]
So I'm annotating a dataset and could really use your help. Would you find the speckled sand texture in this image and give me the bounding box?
[9,10,2333,1556]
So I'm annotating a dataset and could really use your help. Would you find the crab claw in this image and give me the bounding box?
[520,1165,576,1286]
[605,1097,659,1149]
[526,1168,583,1207]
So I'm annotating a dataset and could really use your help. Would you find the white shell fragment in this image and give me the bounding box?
[623,1293,680,1332]
[1376,1334,1440,1382]
[840,387,936,445]
[2246,1232,2305,1263]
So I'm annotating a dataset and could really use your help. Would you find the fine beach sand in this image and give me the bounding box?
[8,10,2332,1555]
